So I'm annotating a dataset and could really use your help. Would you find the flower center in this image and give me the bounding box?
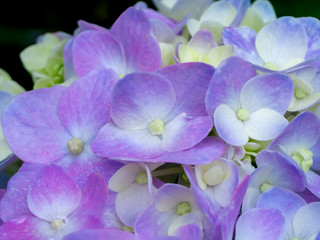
[176,202,191,216]
[264,62,278,71]
[148,119,165,135]
[203,165,225,186]
[294,88,307,99]
[67,138,84,155]
[122,225,134,233]
[237,108,250,121]
[50,219,65,230]
[260,182,273,193]
[291,148,313,172]
[136,171,148,184]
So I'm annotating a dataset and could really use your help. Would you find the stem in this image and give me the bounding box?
[152,167,183,177]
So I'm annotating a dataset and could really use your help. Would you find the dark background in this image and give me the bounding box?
[0,0,319,90]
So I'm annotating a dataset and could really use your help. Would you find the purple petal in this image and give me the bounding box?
[205,56,257,115]
[150,136,225,165]
[256,17,308,70]
[2,87,70,163]
[67,159,123,189]
[28,165,81,221]
[110,72,176,130]
[75,20,108,34]
[63,229,137,240]
[172,224,202,240]
[235,208,285,240]
[162,114,213,152]
[0,216,49,240]
[183,165,222,225]
[256,150,306,192]
[72,30,125,77]
[69,173,108,221]
[230,0,250,27]
[222,27,263,65]
[58,69,118,140]
[240,73,294,113]
[211,175,249,240]
[111,7,161,73]
[257,187,306,226]
[299,17,320,69]
[63,39,76,81]
[297,187,320,204]
[92,122,163,159]
[214,104,249,146]
[269,111,320,155]
[0,165,44,222]
[305,170,320,198]
[157,63,215,119]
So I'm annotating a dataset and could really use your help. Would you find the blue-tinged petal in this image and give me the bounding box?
[63,39,77,81]
[206,57,257,115]
[188,30,216,54]
[305,170,320,198]
[299,17,320,69]
[111,72,176,130]
[292,202,320,239]
[230,0,250,27]
[240,73,293,113]
[257,187,306,237]
[222,27,263,65]
[111,7,161,73]
[244,108,288,141]
[172,224,202,240]
[256,150,306,191]
[235,208,285,240]
[269,111,320,155]
[157,63,214,120]
[72,30,125,77]
[214,104,248,146]
[256,17,308,70]
[250,0,276,23]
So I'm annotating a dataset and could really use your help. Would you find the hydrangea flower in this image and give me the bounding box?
[2,69,117,167]
[268,111,320,198]
[222,17,320,72]
[92,63,225,164]
[71,6,161,78]
[0,165,108,240]
[205,57,293,146]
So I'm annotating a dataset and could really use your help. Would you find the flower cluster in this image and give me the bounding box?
[1,0,320,239]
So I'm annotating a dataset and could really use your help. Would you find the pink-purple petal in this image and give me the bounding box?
[111,7,161,73]
[27,165,81,222]
[110,72,176,130]
[58,69,118,140]
[91,122,163,159]
[63,229,138,240]
[162,114,213,152]
[235,208,285,240]
[72,30,125,77]
[2,87,70,163]
[150,136,225,165]
[156,63,215,119]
